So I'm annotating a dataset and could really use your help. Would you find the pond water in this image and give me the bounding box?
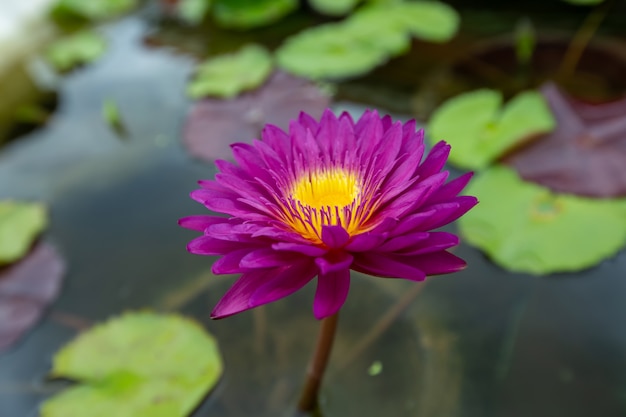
[1,3,626,417]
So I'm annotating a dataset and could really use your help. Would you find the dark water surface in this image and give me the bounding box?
[1,8,626,417]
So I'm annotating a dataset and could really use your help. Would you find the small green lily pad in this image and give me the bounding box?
[428,89,555,170]
[0,201,47,265]
[177,0,212,25]
[188,45,273,99]
[459,166,626,275]
[46,31,107,72]
[212,0,299,30]
[309,0,361,16]
[41,312,223,417]
[50,0,137,21]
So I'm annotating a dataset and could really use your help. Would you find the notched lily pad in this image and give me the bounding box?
[46,31,107,72]
[212,0,299,30]
[504,83,626,198]
[459,165,626,275]
[0,200,48,265]
[428,89,555,170]
[183,70,330,161]
[41,312,223,417]
[187,45,273,99]
[0,243,66,352]
[389,1,459,42]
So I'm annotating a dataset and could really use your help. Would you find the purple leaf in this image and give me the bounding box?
[0,243,66,352]
[183,71,330,162]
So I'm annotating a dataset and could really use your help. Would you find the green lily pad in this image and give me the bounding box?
[459,166,626,275]
[390,1,459,42]
[276,23,399,80]
[41,312,223,417]
[428,89,555,170]
[187,45,273,99]
[348,1,459,43]
[0,201,47,265]
[177,0,212,25]
[50,0,137,21]
[46,31,107,72]
[212,0,299,30]
[309,0,361,16]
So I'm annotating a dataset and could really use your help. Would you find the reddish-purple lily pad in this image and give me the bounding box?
[0,243,66,352]
[182,71,331,162]
[504,83,626,198]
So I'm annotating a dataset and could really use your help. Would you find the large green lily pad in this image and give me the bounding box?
[41,312,223,417]
[46,31,107,72]
[187,45,273,99]
[459,166,626,275]
[428,89,555,170]
[0,201,47,265]
[212,0,299,30]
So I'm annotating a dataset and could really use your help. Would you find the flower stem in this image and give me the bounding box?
[297,313,339,414]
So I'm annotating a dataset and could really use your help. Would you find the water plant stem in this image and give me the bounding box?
[558,0,612,79]
[297,313,339,414]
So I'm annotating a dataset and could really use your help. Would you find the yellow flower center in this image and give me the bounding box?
[282,167,367,243]
[292,168,359,209]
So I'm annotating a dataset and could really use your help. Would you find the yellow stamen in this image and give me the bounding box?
[281,167,370,243]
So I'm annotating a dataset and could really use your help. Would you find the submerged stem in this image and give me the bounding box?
[297,313,339,414]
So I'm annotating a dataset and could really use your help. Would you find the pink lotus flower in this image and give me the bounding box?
[180,109,477,319]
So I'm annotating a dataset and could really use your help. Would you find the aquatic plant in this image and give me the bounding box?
[180,108,476,412]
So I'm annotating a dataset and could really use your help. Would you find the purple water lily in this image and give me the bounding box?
[180,109,477,319]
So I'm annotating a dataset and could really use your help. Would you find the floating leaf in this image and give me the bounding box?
[459,166,626,275]
[50,0,137,21]
[504,83,626,198]
[276,1,457,80]
[177,0,212,24]
[212,0,299,30]
[183,71,330,161]
[309,0,361,16]
[0,244,66,352]
[187,45,273,99]
[41,312,223,417]
[276,23,398,80]
[46,31,107,72]
[388,1,459,42]
[428,89,555,170]
[0,201,47,265]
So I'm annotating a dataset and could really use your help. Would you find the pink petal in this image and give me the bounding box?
[250,261,318,308]
[178,215,227,231]
[321,225,350,249]
[313,268,351,319]
[315,252,353,275]
[352,253,427,281]
[240,248,301,269]
[271,242,328,257]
